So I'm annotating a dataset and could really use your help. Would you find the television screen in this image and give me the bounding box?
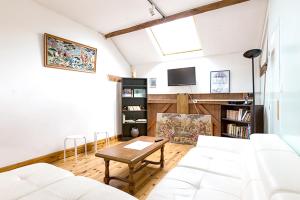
[168,67,196,86]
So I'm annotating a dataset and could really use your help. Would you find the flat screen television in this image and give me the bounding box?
[168,67,196,86]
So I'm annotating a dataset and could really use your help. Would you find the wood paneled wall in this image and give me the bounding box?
[147,93,249,137]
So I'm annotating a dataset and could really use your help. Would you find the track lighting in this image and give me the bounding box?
[149,4,155,16]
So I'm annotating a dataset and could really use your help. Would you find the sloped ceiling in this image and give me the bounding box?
[35,0,268,65]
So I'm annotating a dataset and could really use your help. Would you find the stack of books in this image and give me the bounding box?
[226,109,251,122]
[227,124,251,139]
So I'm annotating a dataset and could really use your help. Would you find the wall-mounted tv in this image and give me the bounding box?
[168,67,196,86]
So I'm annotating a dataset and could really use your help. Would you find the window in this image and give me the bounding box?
[149,17,202,56]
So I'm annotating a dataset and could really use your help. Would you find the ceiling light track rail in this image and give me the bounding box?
[105,0,249,38]
[147,0,166,18]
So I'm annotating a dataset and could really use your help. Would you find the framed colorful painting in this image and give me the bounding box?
[44,33,97,73]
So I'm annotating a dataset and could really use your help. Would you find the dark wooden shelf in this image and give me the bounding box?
[121,78,148,139]
[221,104,264,136]
[122,85,147,88]
[122,110,147,112]
[221,133,247,139]
[122,97,147,99]
[222,104,252,107]
[123,122,147,125]
[221,118,251,124]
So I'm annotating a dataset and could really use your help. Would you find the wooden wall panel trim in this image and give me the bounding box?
[0,136,118,173]
[177,94,189,114]
[147,93,248,137]
[148,103,172,132]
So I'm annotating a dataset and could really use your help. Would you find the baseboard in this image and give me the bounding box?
[0,136,119,173]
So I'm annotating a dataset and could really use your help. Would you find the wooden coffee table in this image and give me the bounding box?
[95,136,169,194]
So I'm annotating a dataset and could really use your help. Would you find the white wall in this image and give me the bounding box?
[136,52,258,94]
[262,0,300,154]
[0,0,130,167]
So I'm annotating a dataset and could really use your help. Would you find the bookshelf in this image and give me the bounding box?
[221,104,263,139]
[121,78,148,140]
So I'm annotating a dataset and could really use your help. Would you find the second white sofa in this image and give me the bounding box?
[147,134,300,200]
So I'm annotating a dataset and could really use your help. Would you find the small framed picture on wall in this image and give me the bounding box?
[149,78,157,88]
[210,70,230,93]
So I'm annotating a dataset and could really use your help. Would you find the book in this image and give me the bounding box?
[226,109,251,122]
[133,89,146,98]
[122,88,133,97]
[226,124,250,139]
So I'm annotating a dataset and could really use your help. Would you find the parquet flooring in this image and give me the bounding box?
[52,142,193,200]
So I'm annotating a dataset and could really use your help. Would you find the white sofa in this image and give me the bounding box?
[0,163,137,200]
[147,134,300,200]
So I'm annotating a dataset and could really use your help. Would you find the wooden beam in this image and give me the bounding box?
[107,74,122,82]
[105,0,249,38]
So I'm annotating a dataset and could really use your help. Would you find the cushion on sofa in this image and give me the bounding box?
[241,180,267,200]
[197,135,249,153]
[271,193,300,200]
[0,163,73,200]
[257,150,300,199]
[0,163,137,200]
[19,176,136,200]
[250,134,294,152]
[147,166,242,200]
[177,147,243,179]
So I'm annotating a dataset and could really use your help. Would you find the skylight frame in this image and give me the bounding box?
[149,16,202,56]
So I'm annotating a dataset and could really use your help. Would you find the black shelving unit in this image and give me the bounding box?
[121,78,148,140]
[221,104,264,139]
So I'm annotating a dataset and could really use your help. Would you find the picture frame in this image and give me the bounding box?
[149,78,157,88]
[44,33,97,73]
[210,70,230,93]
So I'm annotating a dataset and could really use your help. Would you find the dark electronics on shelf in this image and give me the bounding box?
[168,67,196,86]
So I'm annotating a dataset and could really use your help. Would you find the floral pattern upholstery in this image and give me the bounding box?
[156,113,213,145]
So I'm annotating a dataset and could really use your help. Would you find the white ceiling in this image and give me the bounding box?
[35,0,220,33]
[35,0,268,65]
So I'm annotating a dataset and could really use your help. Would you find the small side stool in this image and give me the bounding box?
[94,131,110,152]
[64,135,87,162]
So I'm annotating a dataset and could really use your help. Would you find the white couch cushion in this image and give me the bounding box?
[178,147,244,179]
[241,180,268,200]
[271,193,300,200]
[147,166,243,200]
[250,134,294,152]
[0,163,137,200]
[0,163,73,200]
[197,135,249,153]
[257,150,300,199]
[19,176,136,200]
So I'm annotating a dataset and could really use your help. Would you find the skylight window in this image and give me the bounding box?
[149,17,201,56]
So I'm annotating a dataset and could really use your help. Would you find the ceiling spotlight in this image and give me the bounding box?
[149,4,155,16]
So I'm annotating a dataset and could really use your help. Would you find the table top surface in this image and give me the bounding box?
[95,136,169,164]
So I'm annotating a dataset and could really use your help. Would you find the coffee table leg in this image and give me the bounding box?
[104,159,110,184]
[128,164,135,195]
[160,145,165,168]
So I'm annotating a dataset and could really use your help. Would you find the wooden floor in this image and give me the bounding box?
[52,142,193,200]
